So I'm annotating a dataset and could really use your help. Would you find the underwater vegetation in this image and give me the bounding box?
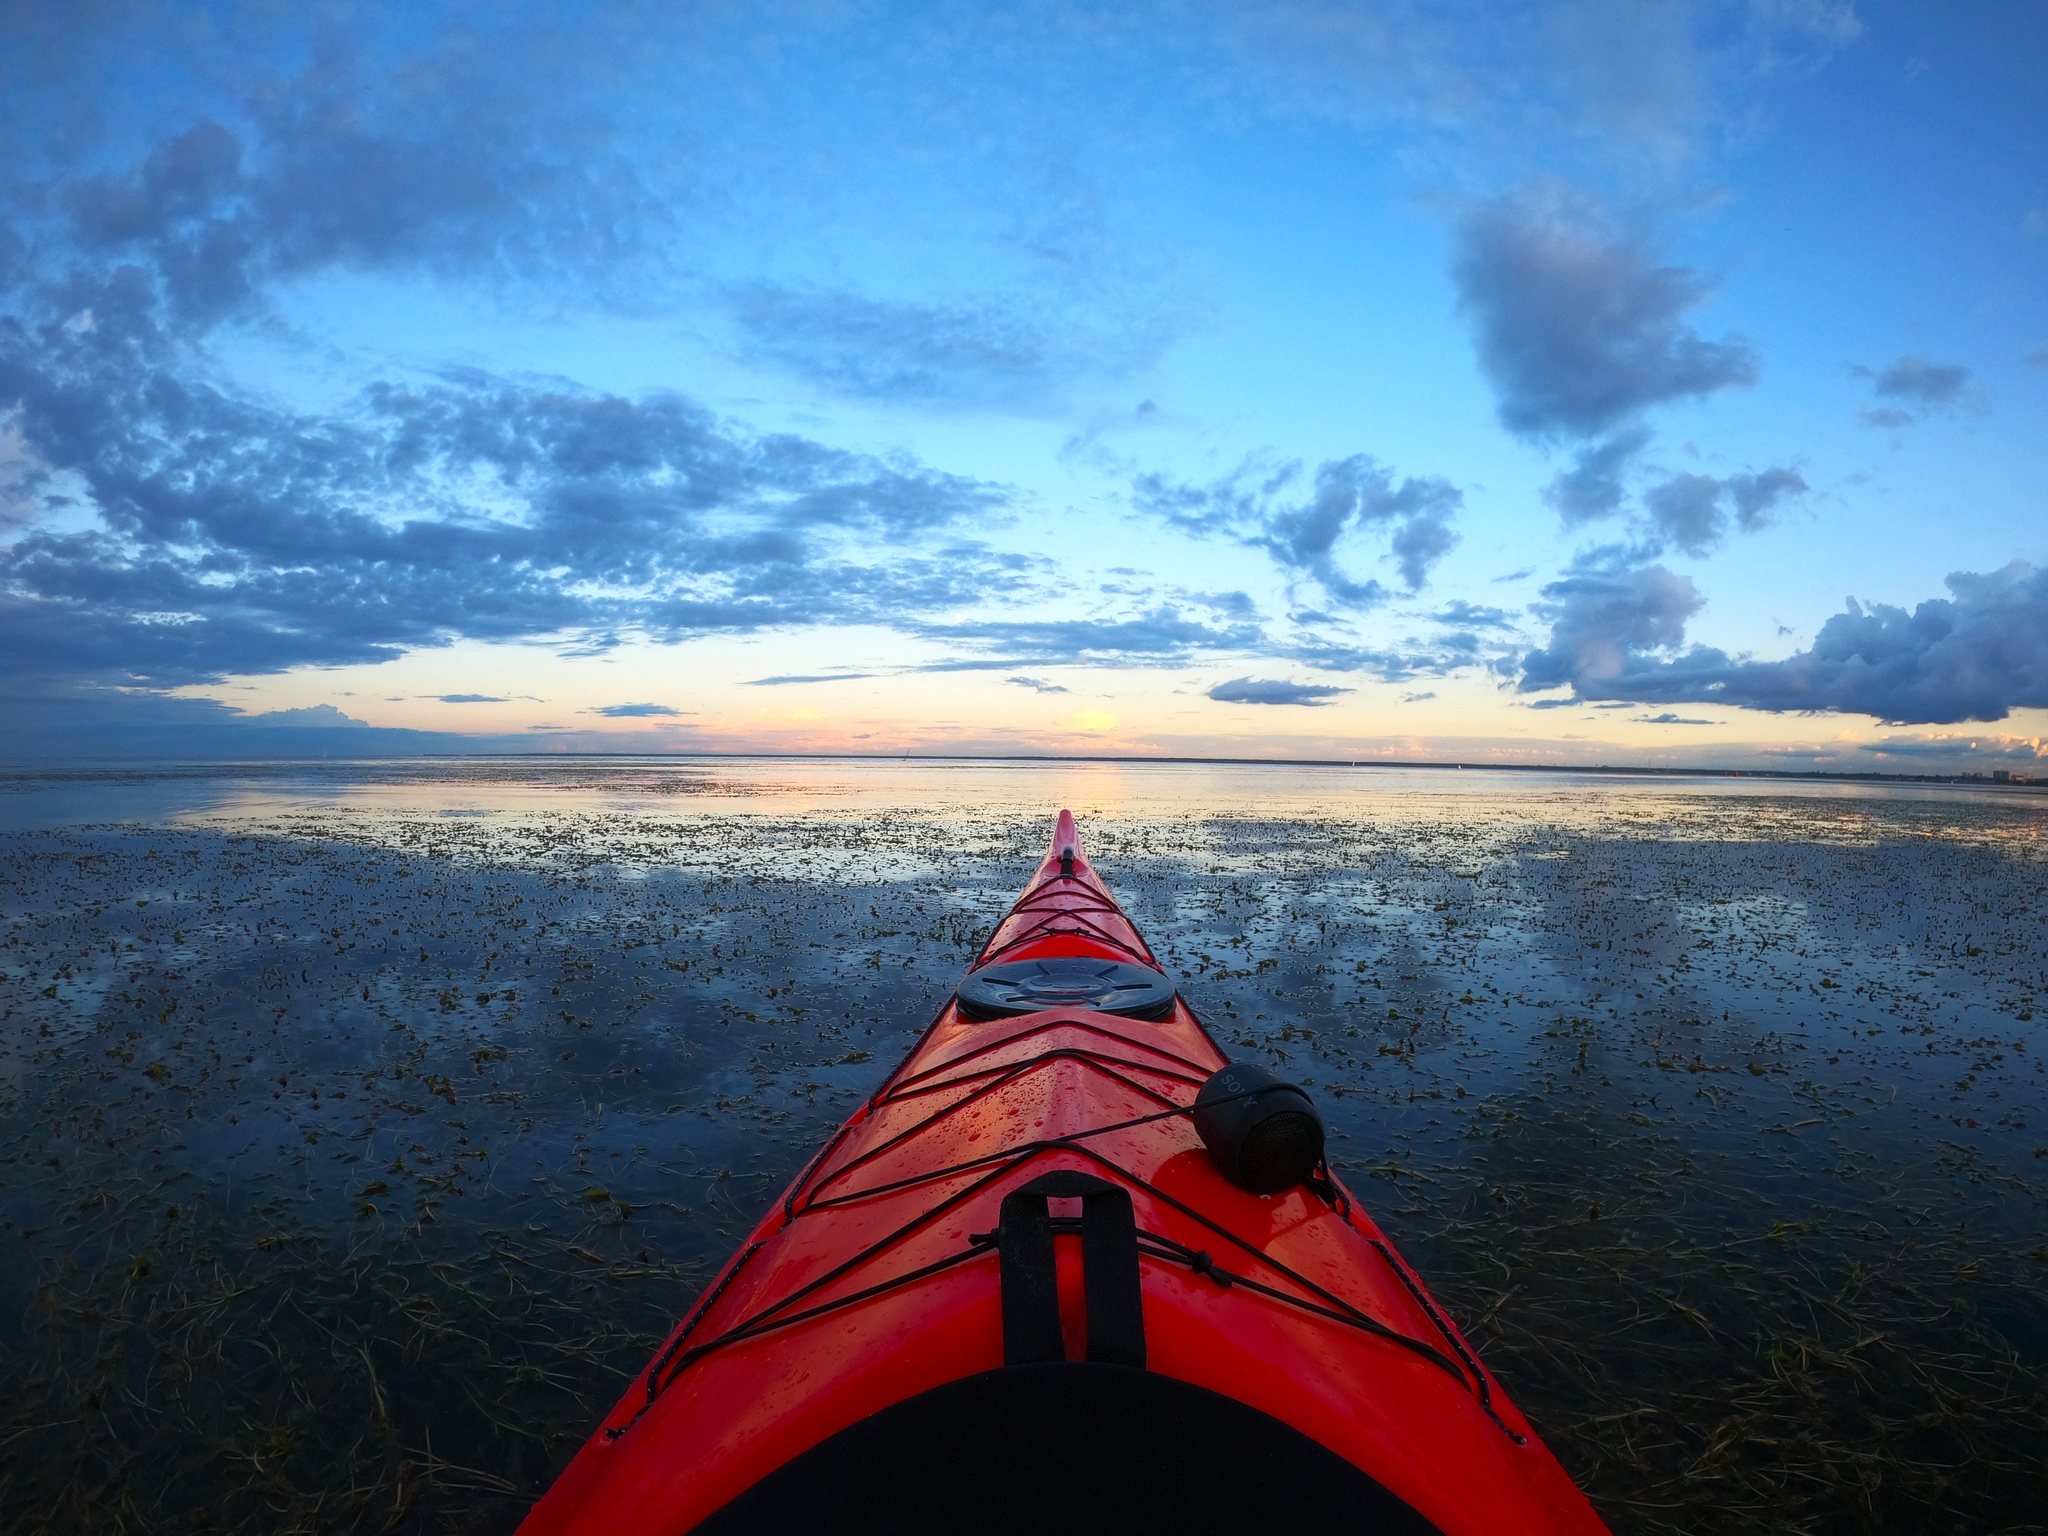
[1,764,2043,1533]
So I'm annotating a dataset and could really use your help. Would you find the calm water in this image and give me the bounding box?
[3,759,2044,1534]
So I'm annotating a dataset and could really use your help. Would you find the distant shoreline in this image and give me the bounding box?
[4,751,2040,791]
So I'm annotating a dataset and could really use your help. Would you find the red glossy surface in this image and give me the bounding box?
[970,808,1160,970]
[518,813,1609,1536]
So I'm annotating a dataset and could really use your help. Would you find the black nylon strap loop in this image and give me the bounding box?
[997,1172,1146,1369]
[997,1185,1063,1365]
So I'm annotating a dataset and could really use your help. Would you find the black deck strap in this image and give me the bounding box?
[998,1171,1146,1369]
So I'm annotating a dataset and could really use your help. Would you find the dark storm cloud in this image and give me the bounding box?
[1206,676,1352,706]
[1519,559,2048,725]
[1131,454,1462,605]
[1452,200,1757,439]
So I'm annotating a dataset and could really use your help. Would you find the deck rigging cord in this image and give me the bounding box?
[611,1020,1524,1445]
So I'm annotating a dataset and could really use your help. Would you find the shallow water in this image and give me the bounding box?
[2,760,2044,1533]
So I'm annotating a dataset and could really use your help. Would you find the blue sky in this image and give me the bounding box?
[3,0,2044,767]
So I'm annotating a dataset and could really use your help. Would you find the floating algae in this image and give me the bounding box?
[1,762,2044,1533]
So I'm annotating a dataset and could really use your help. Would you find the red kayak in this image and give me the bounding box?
[520,812,1608,1535]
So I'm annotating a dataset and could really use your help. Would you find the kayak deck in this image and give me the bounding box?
[519,812,1607,1536]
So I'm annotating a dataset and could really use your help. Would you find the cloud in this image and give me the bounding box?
[726,284,1166,410]
[1430,600,1516,629]
[1006,675,1070,693]
[1207,676,1353,706]
[1387,502,1460,589]
[1556,449,1806,548]
[1854,354,1980,427]
[1634,712,1714,724]
[1725,466,1806,531]
[591,702,682,717]
[1285,639,1456,680]
[32,36,678,338]
[728,285,1052,407]
[1519,559,2048,725]
[1858,733,2046,763]
[0,301,1013,691]
[745,673,880,686]
[1132,453,1462,604]
[251,703,369,728]
[0,683,537,760]
[1542,424,1652,523]
[437,693,507,704]
[1642,472,1727,555]
[920,606,1263,669]
[1866,354,1970,405]
[1224,0,1860,167]
[1518,558,1705,694]
[0,12,1094,716]
[1452,198,1757,439]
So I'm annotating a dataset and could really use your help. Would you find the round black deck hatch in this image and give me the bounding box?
[956,957,1176,1021]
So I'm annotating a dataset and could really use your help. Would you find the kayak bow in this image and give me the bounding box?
[519,811,1609,1535]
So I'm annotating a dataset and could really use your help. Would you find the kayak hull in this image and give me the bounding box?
[518,813,1608,1536]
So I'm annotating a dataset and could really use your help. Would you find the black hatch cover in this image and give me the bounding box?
[956,957,1177,1021]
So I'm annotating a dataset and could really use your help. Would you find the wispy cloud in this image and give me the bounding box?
[1854,354,1981,428]
[744,673,880,686]
[1207,676,1352,706]
[590,702,684,717]
[726,283,1172,412]
[1430,599,1517,629]
[906,607,1263,677]
[1132,453,1461,606]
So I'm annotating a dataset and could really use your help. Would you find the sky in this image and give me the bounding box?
[2,0,2045,769]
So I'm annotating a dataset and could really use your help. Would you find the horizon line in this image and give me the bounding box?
[7,750,2039,789]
